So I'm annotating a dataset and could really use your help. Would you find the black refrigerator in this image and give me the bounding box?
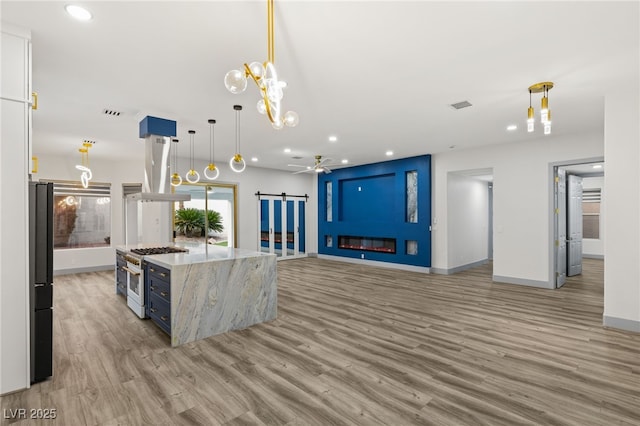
[29,181,53,383]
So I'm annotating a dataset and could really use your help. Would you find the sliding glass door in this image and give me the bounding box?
[173,183,237,247]
[258,196,306,259]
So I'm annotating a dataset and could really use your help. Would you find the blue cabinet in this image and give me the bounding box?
[145,262,171,335]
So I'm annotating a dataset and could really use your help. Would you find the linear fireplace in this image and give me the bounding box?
[338,235,396,254]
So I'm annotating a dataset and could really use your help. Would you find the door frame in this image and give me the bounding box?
[256,192,308,260]
[548,157,603,288]
[172,181,238,247]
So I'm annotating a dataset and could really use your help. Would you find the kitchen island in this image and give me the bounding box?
[117,243,277,347]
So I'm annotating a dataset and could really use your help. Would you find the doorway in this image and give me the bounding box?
[552,159,604,288]
[257,194,307,260]
[172,182,238,247]
[446,168,493,274]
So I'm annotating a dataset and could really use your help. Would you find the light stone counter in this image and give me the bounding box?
[140,243,277,347]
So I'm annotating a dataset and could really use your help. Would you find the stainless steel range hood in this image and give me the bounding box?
[126,116,190,202]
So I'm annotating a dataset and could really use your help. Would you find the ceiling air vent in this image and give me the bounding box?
[291,156,303,160]
[450,100,472,110]
[102,108,122,117]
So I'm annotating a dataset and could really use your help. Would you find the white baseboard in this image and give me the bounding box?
[317,254,430,274]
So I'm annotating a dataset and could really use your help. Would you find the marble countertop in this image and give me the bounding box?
[116,242,273,269]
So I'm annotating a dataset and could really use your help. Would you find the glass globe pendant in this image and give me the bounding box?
[224,69,247,94]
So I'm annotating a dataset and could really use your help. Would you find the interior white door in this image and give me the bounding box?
[567,174,583,276]
[555,168,567,288]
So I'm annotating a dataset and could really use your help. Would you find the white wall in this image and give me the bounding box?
[432,130,604,288]
[0,24,31,395]
[181,157,318,253]
[446,173,489,270]
[35,154,143,274]
[603,84,640,331]
[582,176,604,258]
[35,153,318,274]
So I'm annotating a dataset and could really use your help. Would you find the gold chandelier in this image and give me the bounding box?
[527,82,553,135]
[224,0,298,130]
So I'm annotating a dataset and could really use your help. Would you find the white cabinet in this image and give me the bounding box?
[0,23,32,394]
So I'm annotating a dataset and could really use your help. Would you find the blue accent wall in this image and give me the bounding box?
[318,155,431,267]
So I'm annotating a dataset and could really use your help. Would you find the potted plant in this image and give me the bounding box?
[175,208,203,238]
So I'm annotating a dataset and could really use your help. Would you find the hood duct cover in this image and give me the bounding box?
[127,116,190,202]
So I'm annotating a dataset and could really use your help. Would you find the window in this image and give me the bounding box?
[52,181,111,249]
[582,188,601,239]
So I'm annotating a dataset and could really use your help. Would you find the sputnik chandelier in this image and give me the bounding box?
[527,82,553,135]
[224,0,298,130]
[75,140,94,188]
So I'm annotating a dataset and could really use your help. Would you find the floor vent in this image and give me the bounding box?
[450,100,472,110]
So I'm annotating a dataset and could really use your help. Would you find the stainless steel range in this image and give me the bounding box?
[117,246,188,318]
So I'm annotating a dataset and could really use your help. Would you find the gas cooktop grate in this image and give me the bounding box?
[130,247,188,256]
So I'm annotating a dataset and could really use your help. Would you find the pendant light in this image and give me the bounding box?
[185,130,200,183]
[171,138,182,187]
[203,119,220,180]
[527,82,553,135]
[75,140,94,188]
[527,90,534,133]
[229,105,246,173]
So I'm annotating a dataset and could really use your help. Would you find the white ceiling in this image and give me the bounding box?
[2,1,638,172]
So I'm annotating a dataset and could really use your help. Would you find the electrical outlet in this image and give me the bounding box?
[361,253,365,259]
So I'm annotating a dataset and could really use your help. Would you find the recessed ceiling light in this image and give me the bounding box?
[341,159,349,164]
[65,4,92,21]
[507,124,518,131]
[283,148,291,153]
[251,157,258,162]
[592,164,602,169]
[385,150,393,156]
[328,136,337,142]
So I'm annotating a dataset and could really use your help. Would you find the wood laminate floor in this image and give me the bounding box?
[1,258,639,425]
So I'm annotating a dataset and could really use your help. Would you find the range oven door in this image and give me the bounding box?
[124,258,145,318]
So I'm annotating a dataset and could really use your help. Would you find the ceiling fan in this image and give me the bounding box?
[288,155,336,174]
